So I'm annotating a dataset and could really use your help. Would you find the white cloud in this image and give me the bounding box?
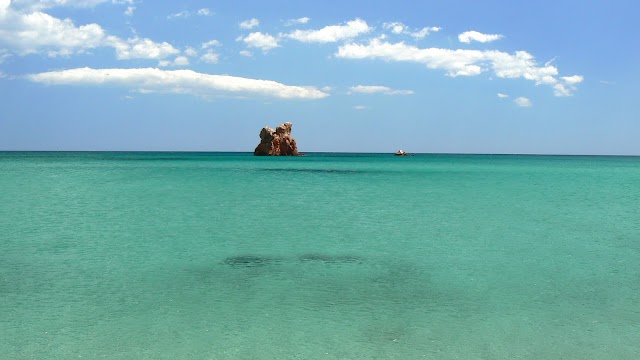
[336,39,582,95]
[239,18,259,30]
[239,50,253,57]
[201,39,221,49]
[0,5,179,59]
[337,39,484,77]
[200,50,219,64]
[350,85,414,95]
[27,67,330,99]
[497,93,509,98]
[184,47,197,57]
[1,0,8,17]
[158,56,189,67]
[458,30,503,44]
[167,10,190,19]
[0,10,106,56]
[197,8,212,16]
[489,50,560,84]
[544,57,557,67]
[173,56,189,65]
[0,49,10,63]
[10,0,111,11]
[239,32,279,52]
[0,70,6,78]
[108,36,179,59]
[124,5,134,16]
[5,0,131,14]
[353,105,368,110]
[553,83,571,97]
[562,75,584,85]
[284,18,370,43]
[383,22,406,34]
[167,8,212,19]
[514,97,532,107]
[410,26,441,39]
[284,17,310,26]
[383,22,440,39]
[553,75,584,96]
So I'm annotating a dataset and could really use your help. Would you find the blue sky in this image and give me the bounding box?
[0,0,638,154]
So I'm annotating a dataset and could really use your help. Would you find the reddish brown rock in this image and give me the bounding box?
[254,122,299,156]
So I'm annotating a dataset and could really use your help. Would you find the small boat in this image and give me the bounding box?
[394,150,407,156]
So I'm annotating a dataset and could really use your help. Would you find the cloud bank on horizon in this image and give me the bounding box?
[0,0,583,102]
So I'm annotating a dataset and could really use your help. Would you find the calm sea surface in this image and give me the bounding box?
[1,152,639,359]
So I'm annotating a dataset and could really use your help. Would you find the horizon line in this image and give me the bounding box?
[1,150,639,157]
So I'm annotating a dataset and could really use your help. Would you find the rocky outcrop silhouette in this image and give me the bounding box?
[254,122,299,156]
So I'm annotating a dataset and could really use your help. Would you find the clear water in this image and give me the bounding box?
[1,152,639,359]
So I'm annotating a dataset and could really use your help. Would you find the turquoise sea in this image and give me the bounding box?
[1,152,639,359]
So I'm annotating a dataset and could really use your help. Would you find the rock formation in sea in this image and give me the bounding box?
[254,122,299,156]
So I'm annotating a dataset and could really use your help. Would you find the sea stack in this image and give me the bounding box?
[254,122,299,156]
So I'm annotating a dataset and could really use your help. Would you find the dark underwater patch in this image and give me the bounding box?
[221,255,282,267]
[258,168,367,175]
[298,253,364,264]
[117,157,207,161]
[221,253,364,267]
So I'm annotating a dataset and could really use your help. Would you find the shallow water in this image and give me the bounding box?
[1,152,639,359]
